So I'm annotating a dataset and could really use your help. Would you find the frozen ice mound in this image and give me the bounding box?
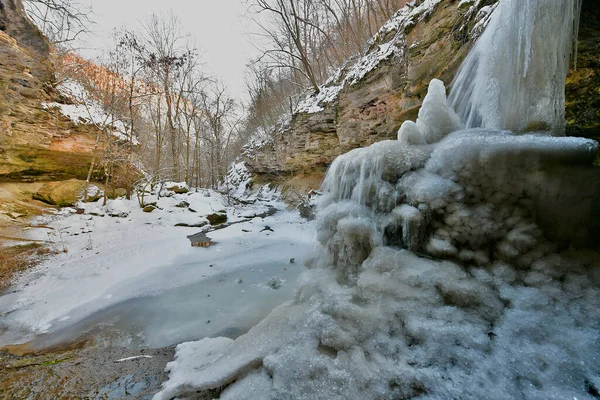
[155,247,600,400]
[153,6,599,392]
[154,89,600,399]
[398,79,462,145]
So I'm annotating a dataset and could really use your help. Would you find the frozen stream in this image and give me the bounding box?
[25,258,303,350]
[0,190,315,350]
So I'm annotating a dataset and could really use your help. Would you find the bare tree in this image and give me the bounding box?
[243,0,410,146]
[23,0,91,44]
[253,0,324,93]
[142,12,201,181]
[199,82,242,188]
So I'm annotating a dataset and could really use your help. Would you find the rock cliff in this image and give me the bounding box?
[244,0,600,190]
[0,0,97,183]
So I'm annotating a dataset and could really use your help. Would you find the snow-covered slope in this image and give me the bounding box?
[43,79,138,144]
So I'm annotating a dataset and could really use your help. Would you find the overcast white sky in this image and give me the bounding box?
[78,0,259,102]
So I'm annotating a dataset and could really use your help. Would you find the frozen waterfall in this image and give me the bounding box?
[153,1,599,399]
[449,0,583,134]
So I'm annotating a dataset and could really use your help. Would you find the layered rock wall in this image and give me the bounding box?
[244,0,492,179]
[0,0,97,182]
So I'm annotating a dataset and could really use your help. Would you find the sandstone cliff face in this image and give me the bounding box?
[0,0,97,182]
[245,0,600,189]
[0,0,50,78]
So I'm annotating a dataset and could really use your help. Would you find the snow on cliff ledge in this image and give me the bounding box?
[42,79,138,144]
[296,0,491,114]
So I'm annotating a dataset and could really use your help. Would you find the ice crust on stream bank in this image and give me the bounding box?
[154,77,600,399]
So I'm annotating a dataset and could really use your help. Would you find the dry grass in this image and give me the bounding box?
[0,243,51,291]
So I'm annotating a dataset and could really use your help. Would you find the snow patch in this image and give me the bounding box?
[43,79,138,144]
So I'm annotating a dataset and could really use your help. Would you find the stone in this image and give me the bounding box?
[266,277,282,290]
[84,185,103,203]
[143,204,158,213]
[175,222,207,228]
[33,179,87,207]
[166,184,189,194]
[206,213,228,226]
[188,232,213,247]
[107,210,129,218]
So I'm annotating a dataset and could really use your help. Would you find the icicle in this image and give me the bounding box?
[572,0,583,71]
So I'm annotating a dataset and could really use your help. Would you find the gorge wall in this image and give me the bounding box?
[244,0,600,191]
[0,0,96,183]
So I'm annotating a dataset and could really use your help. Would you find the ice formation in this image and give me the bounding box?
[449,0,584,134]
[154,1,599,399]
[398,79,462,144]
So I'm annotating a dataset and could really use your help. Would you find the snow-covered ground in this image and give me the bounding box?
[0,186,314,349]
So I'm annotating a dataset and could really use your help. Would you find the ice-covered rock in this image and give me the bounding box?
[415,79,463,144]
[154,111,600,400]
[398,80,461,145]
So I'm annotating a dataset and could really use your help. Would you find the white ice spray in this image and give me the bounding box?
[449,0,583,134]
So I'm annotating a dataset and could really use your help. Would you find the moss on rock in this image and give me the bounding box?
[566,0,600,139]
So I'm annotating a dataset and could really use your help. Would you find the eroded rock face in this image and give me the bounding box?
[0,1,98,183]
[0,0,51,77]
[244,0,489,178]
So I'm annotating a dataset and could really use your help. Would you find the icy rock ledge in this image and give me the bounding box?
[154,80,600,400]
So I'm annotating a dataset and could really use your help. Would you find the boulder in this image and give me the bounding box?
[166,183,189,194]
[33,179,87,206]
[84,185,103,202]
[143,204,158,213]
[206,213,228,226]
[107,188,127,199]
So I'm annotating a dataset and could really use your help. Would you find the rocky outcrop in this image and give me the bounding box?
[245,0,600,189]
[0,0,51,78]
[565,0,600,139]
[0,0,98,183]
